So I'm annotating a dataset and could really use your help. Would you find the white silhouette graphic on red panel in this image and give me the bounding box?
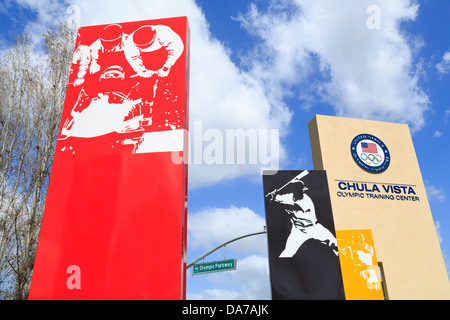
[60,22,185,154]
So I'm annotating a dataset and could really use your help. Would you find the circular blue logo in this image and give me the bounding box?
[350,134,390,173]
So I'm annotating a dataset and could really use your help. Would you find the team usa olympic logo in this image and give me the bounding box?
[351,134,390,173]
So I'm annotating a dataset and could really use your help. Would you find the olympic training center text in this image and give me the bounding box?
[336,180,420,202]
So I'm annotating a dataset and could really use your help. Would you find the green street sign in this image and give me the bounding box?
[192,259,236,275]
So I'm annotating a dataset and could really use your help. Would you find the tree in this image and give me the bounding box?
[0,24,76,299]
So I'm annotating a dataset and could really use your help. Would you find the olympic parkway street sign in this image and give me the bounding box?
[192,259,236,275]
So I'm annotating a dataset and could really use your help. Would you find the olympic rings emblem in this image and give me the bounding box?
[360,153,383,165]
[351,134,390,173]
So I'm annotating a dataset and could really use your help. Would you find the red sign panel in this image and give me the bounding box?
[28,17,190,299]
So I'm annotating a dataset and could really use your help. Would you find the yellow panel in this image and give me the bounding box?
[336,229,384,300]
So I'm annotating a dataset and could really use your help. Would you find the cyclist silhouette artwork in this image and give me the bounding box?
[59,21,185,154]
[263,170,345,299]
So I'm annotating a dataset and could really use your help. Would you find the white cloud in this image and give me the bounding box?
[16,0,432,189]
[187,255,271,300]
[425,180,445,203]
[13,0,70,48]
[436,51,450,74]
[237,0,429,132]
[187,288,240,300]
[229,254,270,299]
[187,206,269,299]
[11,0,292,189]
[188,206,267,255]
[69,0,291,189]
[433,130,443,138]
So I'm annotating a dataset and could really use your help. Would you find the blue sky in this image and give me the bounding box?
[1,0,449,299]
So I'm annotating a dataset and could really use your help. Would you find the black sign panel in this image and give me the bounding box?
[263,170,345,300]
